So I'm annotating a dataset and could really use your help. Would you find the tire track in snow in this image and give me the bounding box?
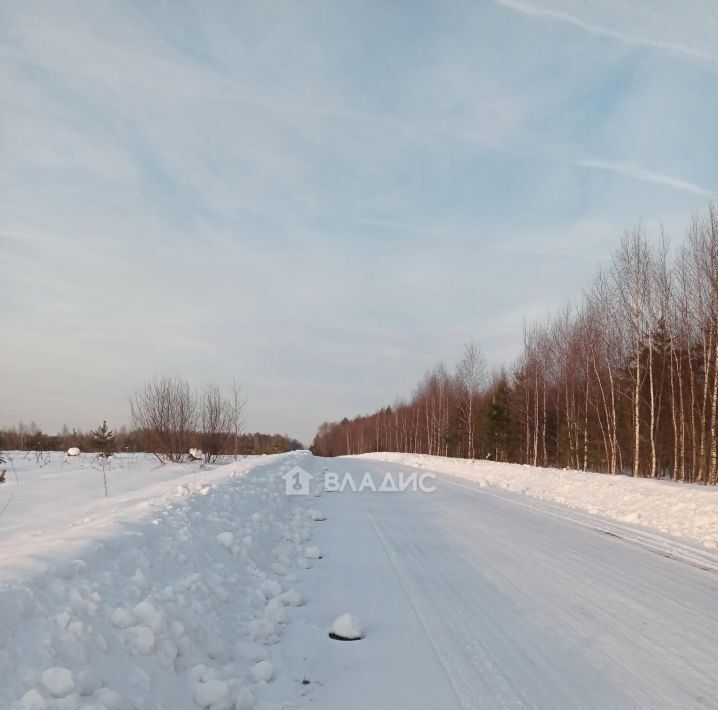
[365,509,469,710]
[351,455,718,709]
[439,475,718,574]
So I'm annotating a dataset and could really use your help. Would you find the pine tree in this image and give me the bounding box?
[90,420,116,458]
[481,373,512,462]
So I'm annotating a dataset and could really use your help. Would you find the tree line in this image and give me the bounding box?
[1,376,303,462]
[312,206,718,485]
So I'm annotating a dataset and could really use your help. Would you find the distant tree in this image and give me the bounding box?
[481,372,512,462]
[129,375,198,462]
[230,377,246,460]
[200,384,232,462]
[456,342,486,459]
[90,420,116,458]
[310,205,718,485]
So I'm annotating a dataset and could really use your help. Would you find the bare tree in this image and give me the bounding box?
[129,375,197,463]
[200,384,233,463]
[456,342,486,459]
[311,205,718,488]
[613,229,651,476]
[230,377,246,461]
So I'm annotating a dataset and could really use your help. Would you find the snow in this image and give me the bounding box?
[280,588,304,607]
[250,659,273,682]
[353,452,718,548]
[0,450,327,709]
[191,678,229,707]
[109,606,134,628]
[66,447,80,457]
[216,531,234,550]
[127,624,156,654]
[330,613,364,640]
[276,455,718,708]
[19,689,46,710]
[264,597,287,624]
[3,450,717,708]
[132,599,162,630]
[235,687,255,710]
[39,667,74,698]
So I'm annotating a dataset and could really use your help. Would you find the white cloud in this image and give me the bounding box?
[494,0,718,65]
[567,157,714,198]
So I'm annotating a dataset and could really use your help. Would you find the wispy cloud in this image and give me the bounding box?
[566,157,715,198]
[493,0,718,65]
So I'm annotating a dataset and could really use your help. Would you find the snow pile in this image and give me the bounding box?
[0,450,324,709]
[250,659,273,683]
[353,453,718,547]
[329,613,364,641]
[40,667,75,697]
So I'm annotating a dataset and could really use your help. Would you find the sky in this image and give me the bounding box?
[1,1,717,444]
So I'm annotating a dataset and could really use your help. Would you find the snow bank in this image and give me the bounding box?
[353,453,718,547]
[0,450,323,709]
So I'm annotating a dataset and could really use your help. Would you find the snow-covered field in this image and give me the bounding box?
[2,451,718,709]
[353,452,718,548]
[0,451,329,709]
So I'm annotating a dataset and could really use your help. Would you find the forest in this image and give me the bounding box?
[313,206,718,485]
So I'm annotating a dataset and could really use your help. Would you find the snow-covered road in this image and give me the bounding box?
[3,452,716,709]
[298,457,718,710]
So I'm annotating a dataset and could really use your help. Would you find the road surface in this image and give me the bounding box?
[288,456,718,710]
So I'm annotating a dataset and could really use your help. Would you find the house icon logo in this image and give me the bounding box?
[282,465,313,496]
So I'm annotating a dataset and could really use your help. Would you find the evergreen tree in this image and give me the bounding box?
[90,420,116,458]
[481,373,512,462]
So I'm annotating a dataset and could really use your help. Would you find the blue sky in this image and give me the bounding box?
[1,0,717,443]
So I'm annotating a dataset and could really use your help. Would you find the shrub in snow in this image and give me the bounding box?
[329,613,364,641]
[251,660,273,683]
[40,667,75,698]
[66,447,80,457]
